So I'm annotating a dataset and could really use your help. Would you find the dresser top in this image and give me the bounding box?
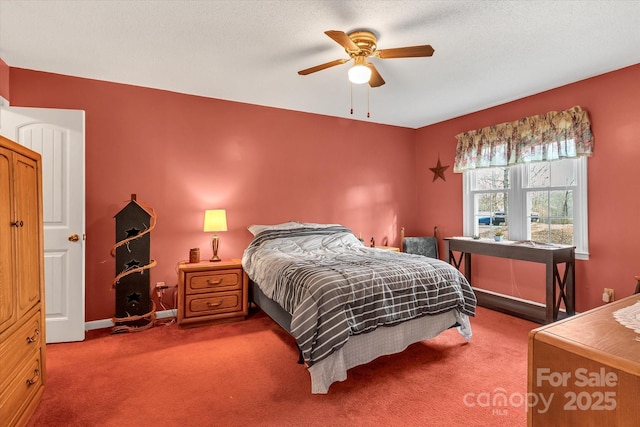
[531,294,640,374]
[178,259,242,272]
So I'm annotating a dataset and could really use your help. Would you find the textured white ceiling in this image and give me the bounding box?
[1,0,639,128]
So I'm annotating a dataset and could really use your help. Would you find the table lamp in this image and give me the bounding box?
[203,209,227,262]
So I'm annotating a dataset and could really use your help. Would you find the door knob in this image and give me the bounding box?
[68,233,80,242]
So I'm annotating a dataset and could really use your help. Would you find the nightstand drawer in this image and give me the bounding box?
[185,291,243,317]
[186,269,241,295]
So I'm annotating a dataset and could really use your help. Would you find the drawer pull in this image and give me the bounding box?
[206,278,223,286]
[26,328,40,344]
[26,368,40,386]
[207,301,223,308]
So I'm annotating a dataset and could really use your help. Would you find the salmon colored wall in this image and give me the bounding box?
[0,58,9,101]
[8,68,417,322]
[7,62,640,321]
[415,63,640,313]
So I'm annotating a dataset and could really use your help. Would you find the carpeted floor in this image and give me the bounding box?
[26,306,536,427]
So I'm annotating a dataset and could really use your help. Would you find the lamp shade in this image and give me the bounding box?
[348,64,372,84]
[203,209,228,232]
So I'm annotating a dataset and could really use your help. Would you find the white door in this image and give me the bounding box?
[0,106,85,343]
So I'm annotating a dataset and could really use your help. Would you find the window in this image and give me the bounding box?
[454,106,593,259]
[463,157,589,259]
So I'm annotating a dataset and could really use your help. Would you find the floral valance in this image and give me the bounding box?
[453,105,594,173]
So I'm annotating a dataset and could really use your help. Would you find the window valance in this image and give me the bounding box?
[453,105,594,172]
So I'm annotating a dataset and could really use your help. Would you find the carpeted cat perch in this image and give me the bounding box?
[111,194,157,333]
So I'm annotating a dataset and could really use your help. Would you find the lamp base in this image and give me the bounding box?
[210,234,221,262]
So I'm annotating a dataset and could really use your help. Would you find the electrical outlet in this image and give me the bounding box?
[155,282,167,299]
[602,288,614,303]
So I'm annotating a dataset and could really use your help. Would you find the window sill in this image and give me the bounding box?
[576,251,589,261]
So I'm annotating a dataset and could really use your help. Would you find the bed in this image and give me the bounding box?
[242,222,477,393]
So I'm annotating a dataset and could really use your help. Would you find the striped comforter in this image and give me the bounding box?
[242,226,476,366]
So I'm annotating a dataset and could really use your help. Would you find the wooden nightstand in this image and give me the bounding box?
[177,259,248,327]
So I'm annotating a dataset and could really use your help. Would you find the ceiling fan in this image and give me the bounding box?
[298,30,434,87]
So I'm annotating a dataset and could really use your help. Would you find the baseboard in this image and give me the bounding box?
[473,287,570,324]
[84,309,177,331]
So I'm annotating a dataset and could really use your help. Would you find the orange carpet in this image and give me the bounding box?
[27,306,536,427]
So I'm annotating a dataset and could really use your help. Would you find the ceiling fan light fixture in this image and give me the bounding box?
[348,60,371,84]
[298,29,433,88]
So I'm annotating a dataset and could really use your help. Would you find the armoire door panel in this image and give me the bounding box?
[0,148,16,333]
[13,154,41,316]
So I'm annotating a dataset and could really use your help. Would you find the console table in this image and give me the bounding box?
[444,237,575,324]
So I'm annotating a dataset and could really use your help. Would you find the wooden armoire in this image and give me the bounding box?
[0,135,46,426]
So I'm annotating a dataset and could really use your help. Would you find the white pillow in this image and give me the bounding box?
[301,222,342,229]
[247,221,343,236]
[247,221,301,236]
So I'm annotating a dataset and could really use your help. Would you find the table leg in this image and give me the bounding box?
[464,252,472,282]
[565,259,575,315]
[546,260,555,323]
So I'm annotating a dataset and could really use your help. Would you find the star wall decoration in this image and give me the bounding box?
[429,157,450,182]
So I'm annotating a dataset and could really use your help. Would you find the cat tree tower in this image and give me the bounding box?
[112,194,157,333]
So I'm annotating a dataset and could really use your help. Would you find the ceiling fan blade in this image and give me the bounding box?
[367,63,385,87]
[298,58,350,75]
[324,30,360,52]
[376,45,435,59]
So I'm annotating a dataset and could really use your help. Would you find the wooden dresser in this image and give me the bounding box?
[0,135,46,427]
[528,294,640,426]
[177,260,248,327]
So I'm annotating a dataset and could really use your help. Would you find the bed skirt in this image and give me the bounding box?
[308,309,471,393]
[251,281,472,394]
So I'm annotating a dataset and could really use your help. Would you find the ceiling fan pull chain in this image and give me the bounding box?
[350,83,354,115]
[367,86,370,118]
